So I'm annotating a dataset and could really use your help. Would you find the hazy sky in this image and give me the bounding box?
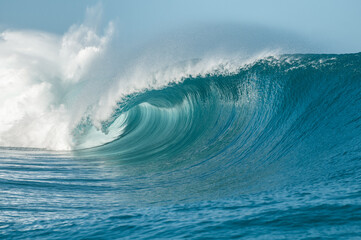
[0,0,360,53]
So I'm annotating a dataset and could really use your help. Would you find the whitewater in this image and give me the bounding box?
[1,7,361,240]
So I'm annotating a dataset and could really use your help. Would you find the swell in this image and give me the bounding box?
[70,53,361,198]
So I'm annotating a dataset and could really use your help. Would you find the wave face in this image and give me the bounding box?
[77,52,361,169]
[1,53,361,239]
[70,52,361,198]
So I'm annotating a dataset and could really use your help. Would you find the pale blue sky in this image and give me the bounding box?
[0,0,360,53]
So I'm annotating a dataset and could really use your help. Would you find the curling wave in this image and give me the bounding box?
[66,53,361,198]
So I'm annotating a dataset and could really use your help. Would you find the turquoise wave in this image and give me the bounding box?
[66,53,361,199]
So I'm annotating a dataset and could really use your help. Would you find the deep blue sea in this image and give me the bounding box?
[1,53,361,239]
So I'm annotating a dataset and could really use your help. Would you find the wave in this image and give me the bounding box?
[51,52,360,201]
[71,53,361,179]
[1,6,360,180]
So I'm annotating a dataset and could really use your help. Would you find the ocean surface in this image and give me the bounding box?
[1,53,361,239]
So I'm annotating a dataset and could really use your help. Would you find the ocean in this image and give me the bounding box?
[1,52,361,239]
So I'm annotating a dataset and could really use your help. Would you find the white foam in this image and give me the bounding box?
[0,5,113,150]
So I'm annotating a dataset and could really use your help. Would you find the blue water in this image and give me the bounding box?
[1,53,361,239]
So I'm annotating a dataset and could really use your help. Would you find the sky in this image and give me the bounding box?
[0,0,361,53]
